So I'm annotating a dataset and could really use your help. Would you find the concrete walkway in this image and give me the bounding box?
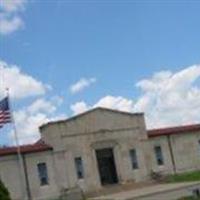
[89,182,200,200]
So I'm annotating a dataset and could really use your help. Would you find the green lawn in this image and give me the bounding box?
[178,197,200,200]
[165,170,200,183]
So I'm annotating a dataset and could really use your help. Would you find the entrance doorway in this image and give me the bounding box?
[96,148,118,185]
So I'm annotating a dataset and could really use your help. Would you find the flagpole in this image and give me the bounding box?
[6,89,27,200]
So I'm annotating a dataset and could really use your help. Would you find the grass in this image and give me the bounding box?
[178,197,200,200]
[165,170,200,183]
[166,171,200,200]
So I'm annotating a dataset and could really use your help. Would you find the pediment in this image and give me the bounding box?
[43,107,144,136]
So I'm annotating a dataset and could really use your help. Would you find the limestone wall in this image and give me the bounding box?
[40,108,151,192]
[0,151,61,200]
[149,131,200,174]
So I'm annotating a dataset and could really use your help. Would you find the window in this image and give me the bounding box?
[154,145,164,166]
[129,149,139,169]
[37,163,49,186]
[75,157,84,179]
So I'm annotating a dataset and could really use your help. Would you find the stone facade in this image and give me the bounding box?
[149,131,200,174]
[0,107,200,200]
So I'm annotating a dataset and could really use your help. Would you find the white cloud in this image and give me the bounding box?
[0,60,65,145]
[70,65,200,129]
[11,111,49,144]
[51,95,64,106]
[0,16,23,35]
[0,0,26,35]
[70,77,96,94]
[70,95,134,115]
[134,65,200,128]
[6,63,200,144]
[10,98,66,145]
[0,0,26,12]
[0,60,49,99]
[70,101,89,115]
[27,98,56,114]
[94,95,134,112]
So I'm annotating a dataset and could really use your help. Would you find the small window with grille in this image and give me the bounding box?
[75,157,84,179]
[37,163,49,186]
[129,149,139,170]
[154,145,164,166]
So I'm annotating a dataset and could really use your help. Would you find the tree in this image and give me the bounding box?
[0,179,11,200]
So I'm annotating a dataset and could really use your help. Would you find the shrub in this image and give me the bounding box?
[0,179,11,200]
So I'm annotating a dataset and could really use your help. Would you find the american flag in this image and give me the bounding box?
[0,97,12,128]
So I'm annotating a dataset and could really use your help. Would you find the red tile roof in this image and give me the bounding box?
[148,124,200,138]
[1,124,200,156]
[0,142,52,157]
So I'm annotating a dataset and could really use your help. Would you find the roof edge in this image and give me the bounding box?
[40,107,144,130]
[0,142,53,157]
[148,123,200,138]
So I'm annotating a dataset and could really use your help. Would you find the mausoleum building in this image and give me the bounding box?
[0,107,200,200]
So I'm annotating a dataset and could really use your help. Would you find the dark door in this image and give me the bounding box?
[96,148,118,185]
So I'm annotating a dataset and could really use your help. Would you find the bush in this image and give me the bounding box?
[0,179,11,200]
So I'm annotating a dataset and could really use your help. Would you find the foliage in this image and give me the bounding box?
[0,179,11,200]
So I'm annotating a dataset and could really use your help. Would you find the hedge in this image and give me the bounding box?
[0,179,11,200]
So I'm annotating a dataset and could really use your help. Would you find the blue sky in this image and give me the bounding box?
[1,0,200,145]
